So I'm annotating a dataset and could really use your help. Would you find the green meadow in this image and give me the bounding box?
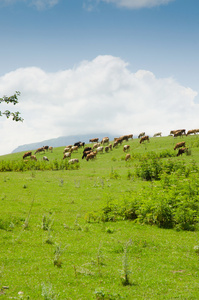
[0,135,199,299]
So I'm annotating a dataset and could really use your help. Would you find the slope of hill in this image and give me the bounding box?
[11,133,117,153]
[1,135,199,299]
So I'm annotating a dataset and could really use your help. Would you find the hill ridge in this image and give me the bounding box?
[11,133,118,153]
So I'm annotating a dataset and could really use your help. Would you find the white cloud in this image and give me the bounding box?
[0,55,198,155]
[0,0,59,9]
[92,0,175,9]
[30,0,59,10]
[1,0,175,10]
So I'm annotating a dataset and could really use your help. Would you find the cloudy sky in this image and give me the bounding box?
[0,0,199,155]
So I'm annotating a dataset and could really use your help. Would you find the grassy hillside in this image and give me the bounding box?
[0,135,199,299]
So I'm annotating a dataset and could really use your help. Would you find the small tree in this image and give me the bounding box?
[0,91,23,122]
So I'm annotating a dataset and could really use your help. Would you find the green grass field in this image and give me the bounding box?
[0,135,199,299]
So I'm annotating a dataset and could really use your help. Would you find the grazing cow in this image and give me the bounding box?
[74,141,85,148]
[23,151,32,159]
[113,140,119,148]
[69,158,79,164]
[93,142,101,149]
[186,129,197,136]
[120,135,129,142]
[123,145,130,152]
[174,130,184,138]
[82,150,92,159]
[170,129,186,136]
[49,146,53,152]
[34,147,45,154]
[96,146,104,153]
[83,146,92,152]
[138,132,145,139]
[125,154,131,161]
[117,137,124,144]
[127,134,133,139]
[86,151,97,161]
[80,142,85,147]
[153,132,162,137]
[82,147,92,159]
[43,145,49,151]
[101,137,109,145]
[170,130,176,135]
[177,147,188,156]
[30,155,37,161]
[63,147,71,153]
[105,146,109,153]
[70,145,78,153]
[174,141,186,150]
[89,138,99,143]
[140,135,149,144]
[63,152,71,159]
[74,141,81,147]
[43,156,49,161]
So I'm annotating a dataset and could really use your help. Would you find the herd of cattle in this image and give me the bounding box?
[22,128,199,163]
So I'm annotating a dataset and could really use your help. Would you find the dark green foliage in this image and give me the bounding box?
[0,159,80,172]
[94,167,199,231]
[135,153,196,181]
[0,91,23,121]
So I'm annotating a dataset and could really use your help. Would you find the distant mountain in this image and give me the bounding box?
[12,133,117,153]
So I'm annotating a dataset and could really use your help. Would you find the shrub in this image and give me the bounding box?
[90,172,199,231]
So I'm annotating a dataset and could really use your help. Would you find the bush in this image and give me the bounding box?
[90,172,199,231]
[0,159,79,172]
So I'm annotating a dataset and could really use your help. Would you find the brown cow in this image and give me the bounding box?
[138,132,145,138]
[120,135,128,142]
[69,158,79,164]
[63,147,71,153]
[113,140,118,148]
[177,147,188,156]
[105,146,109,153]
[174,141,186,150]
[125,154,131,161]
[153,132,162,137]
[170,129,186,136]
[49,146,53,152]
[140,135,149,144]
[30,155,37,161]
[93,142,101,149]
[82,147,92,159]
[174,130,183,138]
[186,129,196,136]
[115,137,123,145]
[86,151,97,161]
[70,145,78,153]
[101,137,109,145]
[123,145,130,152]
[23,151,32,159]
[34,147,45,154]
[89,138,99,143]
[63,152,71,159]
[127,134,133,139]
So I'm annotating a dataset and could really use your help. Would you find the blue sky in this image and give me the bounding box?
[1,0,198,91]
[0,0,199,155]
